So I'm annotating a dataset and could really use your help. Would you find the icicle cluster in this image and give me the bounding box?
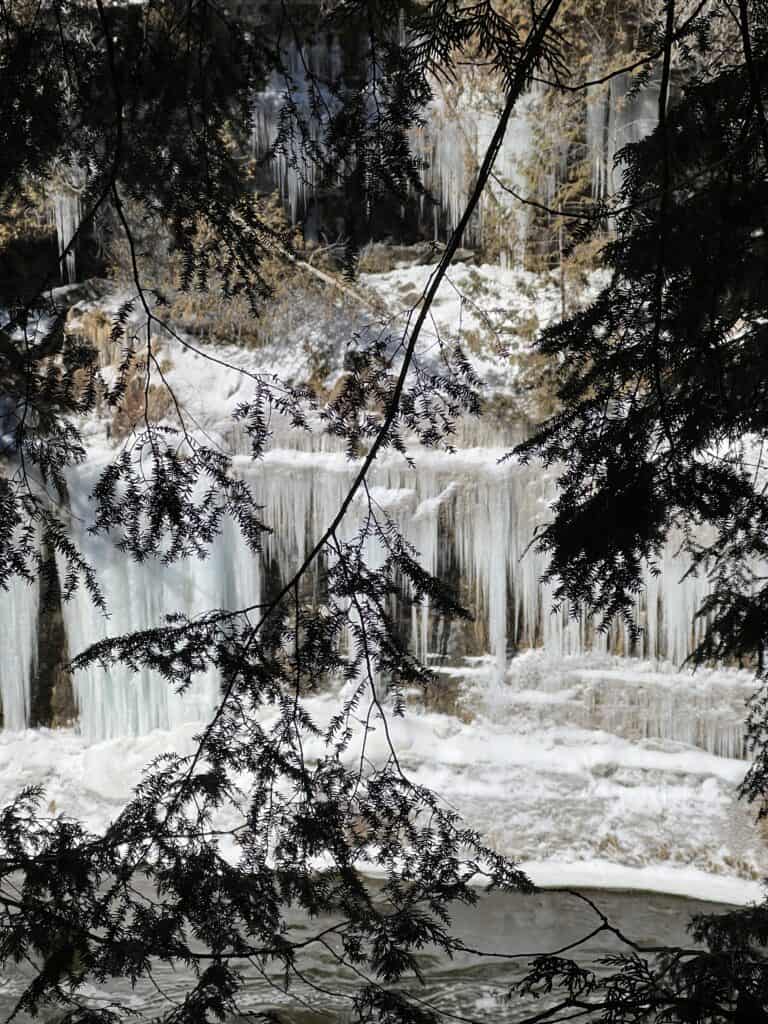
[586,71,660,202]
[413,87,538,255]
[250,47,660,256]
[251,39,345,223]
[250,47,537,254]
[0,443,743,744]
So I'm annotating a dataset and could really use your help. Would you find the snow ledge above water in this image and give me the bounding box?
[521,859,764,906]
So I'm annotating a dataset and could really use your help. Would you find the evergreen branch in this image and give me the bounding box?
[735,0,768,165]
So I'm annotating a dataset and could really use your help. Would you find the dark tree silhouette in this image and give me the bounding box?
[515,2,768,1020]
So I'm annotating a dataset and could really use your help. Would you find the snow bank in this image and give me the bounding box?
[1,656,764,904]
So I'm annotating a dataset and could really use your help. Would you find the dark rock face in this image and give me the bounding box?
[30,548,75,728]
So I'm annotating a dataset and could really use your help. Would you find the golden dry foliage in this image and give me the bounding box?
[0,186,50,247]
[109,359,175,442]
[61,309,173,440]
[106,191,359,368]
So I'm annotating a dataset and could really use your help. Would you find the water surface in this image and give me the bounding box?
[0,885,729,1022]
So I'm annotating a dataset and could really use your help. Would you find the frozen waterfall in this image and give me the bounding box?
[250,37,345,223]
[0,442,751,751]
[586,71,660,202]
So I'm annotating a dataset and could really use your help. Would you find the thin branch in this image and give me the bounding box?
[533,0,708,94]
[647,0,679,464]
[490,173,599,222]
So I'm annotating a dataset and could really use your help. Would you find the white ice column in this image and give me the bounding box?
[61,464,265,740]
[452,473,513,682]
[51,165,84,284]
[655,536,711,667]
[0,573,38,730]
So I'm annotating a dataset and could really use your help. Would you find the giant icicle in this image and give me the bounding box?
[0,573,38,731]
[51,166,83,284]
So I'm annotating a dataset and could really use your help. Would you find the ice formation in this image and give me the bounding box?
[59,462,258,739]
[252,51,538,255]
[586,71,660,201]
[0,252,750,773]
[0,572,37,731]
[52,176,82,284]
[0,441,742,751]
[251,38,345,223]
[250,43,657,255]
[0,313,760,890]
[411,86,538,255]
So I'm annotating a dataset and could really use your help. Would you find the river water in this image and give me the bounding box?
[0,885,730,1022]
